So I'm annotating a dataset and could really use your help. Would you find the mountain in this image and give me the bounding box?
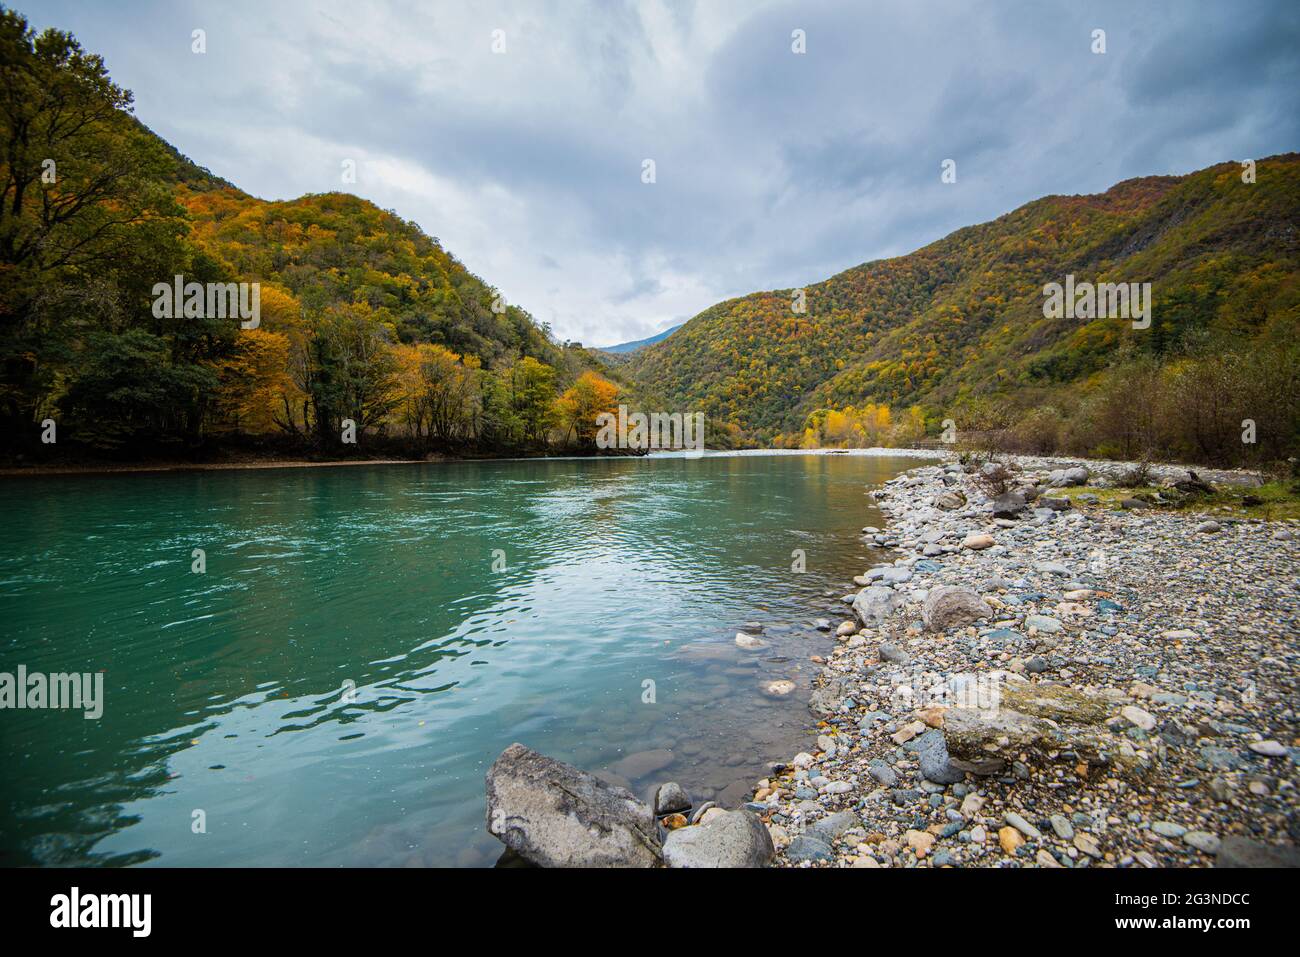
[0,6,626,457]
[598,323,683,355]
[136,116,239,194]
[178,186,571,370]
[624,154,1300,454]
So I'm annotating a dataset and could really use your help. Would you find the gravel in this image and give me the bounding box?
[753,454,1299,868]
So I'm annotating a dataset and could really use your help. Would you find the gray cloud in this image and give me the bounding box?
[26,0,1300,347]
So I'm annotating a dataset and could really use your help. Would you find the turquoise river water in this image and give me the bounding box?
[0,452,923,866]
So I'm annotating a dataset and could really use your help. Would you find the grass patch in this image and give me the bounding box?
[1057,481,1300,521]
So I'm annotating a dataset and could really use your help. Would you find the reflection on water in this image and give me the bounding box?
[0,453,923,866]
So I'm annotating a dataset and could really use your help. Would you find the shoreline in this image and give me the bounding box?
[0,443,1267,480]
[0,449,657,479]
[758,453,1298,868]
[0,456,437,478]
[0,445,943,479]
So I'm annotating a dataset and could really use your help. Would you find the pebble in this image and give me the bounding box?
[1183,831,1221,854]
[998,826,1024,854]
[906,829,936,858]
[891,721,925,745]
[785,835,834,862]
[1249,740,1287,757]
[1122,705,1157,731]
[1073,833,1101,858]
[879,642,910,663]
[1004,812,1042,841]
[869,763,898,787]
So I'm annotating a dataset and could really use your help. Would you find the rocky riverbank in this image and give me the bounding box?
[481,453,1298,867]
[762,454,1299,867]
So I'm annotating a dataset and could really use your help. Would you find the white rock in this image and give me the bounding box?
[1249,740,1287,757]
[1121,705,1157,731]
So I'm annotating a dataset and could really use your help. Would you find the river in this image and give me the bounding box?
[0,451,927,866]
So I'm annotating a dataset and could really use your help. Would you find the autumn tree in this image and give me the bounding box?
[391,342,483,444]
[211,328,294,435]
[555,370,619,445]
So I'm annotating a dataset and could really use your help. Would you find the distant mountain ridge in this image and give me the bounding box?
[623,154,1300,444]
[598,323,683,354]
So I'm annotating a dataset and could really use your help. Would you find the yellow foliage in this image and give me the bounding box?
[555,371,621,444]
[212,328,295,434]
[795,401,923,449]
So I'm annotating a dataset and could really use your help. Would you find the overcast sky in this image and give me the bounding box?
[26,0,1300,347]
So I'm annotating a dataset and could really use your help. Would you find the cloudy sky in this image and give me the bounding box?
[26,0,1300,346]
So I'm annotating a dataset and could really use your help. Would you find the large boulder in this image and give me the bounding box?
[922,585,992,632]
[1046,466,1089,488]
[999,682,1125,724]
[662,809,776,868]
[853,585,903,624]
[486,743,662,867]
[941,684,1152,776]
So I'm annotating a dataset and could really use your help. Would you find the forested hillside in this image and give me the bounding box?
[0,8,625,461]
[626,157,1300,465]
[5,5,1295,470]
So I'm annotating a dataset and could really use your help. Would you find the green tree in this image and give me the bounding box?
[59,328,214,450]
[509,356,557,444]
[479,367,522,446]
[307,303,398,446]
[1,6,188,444]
